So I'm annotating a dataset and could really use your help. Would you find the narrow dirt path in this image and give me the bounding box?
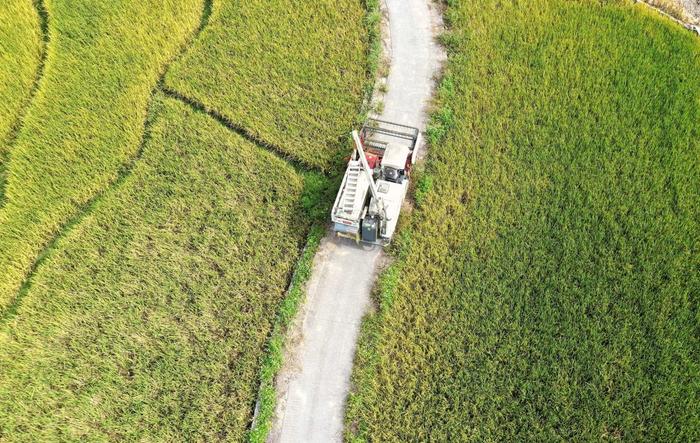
[268,1,444,441]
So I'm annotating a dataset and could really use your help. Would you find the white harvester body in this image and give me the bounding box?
[331,119,420,245]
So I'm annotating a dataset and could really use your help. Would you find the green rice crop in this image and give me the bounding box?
[0,96,321,441]
[0,0,202,313]
[0,0,42,144]
[346,0,700,441]
[165,0,370,169]
[0,0,43,202]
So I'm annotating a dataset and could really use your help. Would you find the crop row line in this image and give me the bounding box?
[0,0,50,209]
[160,86,317,174]
[1,0,214,326]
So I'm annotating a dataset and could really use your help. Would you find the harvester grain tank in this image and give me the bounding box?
[331,119,420,245]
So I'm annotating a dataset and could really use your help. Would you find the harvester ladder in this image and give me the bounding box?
[341,162,362,213]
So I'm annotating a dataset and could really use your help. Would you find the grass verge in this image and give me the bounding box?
[0,96,318,441]
[0,0,203,313]
[346,0,700,440]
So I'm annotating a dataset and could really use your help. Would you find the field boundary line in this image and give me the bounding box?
[0,0,50,209]
[247,225,325,442]
[635,0,700,34]
[0,0,214,325]
[161,87,317,174]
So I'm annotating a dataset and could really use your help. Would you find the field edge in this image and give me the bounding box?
[246,0,382,440]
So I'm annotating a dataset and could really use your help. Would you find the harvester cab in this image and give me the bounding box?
[331,118,420,245]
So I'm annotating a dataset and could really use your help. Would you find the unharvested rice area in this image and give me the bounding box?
[0,96,316,441]
[0,0,202,312]
[165,0,369,169]
[346,0,700,441]
[0,0,43,202]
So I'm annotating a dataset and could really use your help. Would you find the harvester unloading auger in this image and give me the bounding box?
[331,118,420,245]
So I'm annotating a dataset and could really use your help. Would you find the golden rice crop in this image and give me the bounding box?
[0,0,375,439]
[0,0,43,202]
[0,0,203,313]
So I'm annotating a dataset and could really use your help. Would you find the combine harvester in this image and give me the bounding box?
[332,119,420,245]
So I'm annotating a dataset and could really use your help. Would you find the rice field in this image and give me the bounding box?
[164,0,371,169]
[0,96,322,441]
[346,0,700,441]
[0,0,203,313]
[0,0,374,439]
[0,0,43,203]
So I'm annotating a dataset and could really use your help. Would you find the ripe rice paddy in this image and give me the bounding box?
[346,0,700,441]
[0,0,44,203]
[165,0,371,169]
[0,96,321,441]
[0,0,374,440]
[0,0,203,312]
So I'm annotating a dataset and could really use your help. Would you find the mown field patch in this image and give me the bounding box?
[0,0,203,313]
[346,0,700,441]
[0,0,43,202]
[165,0,370,169]
[0,96,322,441]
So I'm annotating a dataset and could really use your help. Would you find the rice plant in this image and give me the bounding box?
[346,0,700,441]
[164,0,371,169]
[0,96,321,441]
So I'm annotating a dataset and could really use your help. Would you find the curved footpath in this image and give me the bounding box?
[268,1,445,441]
